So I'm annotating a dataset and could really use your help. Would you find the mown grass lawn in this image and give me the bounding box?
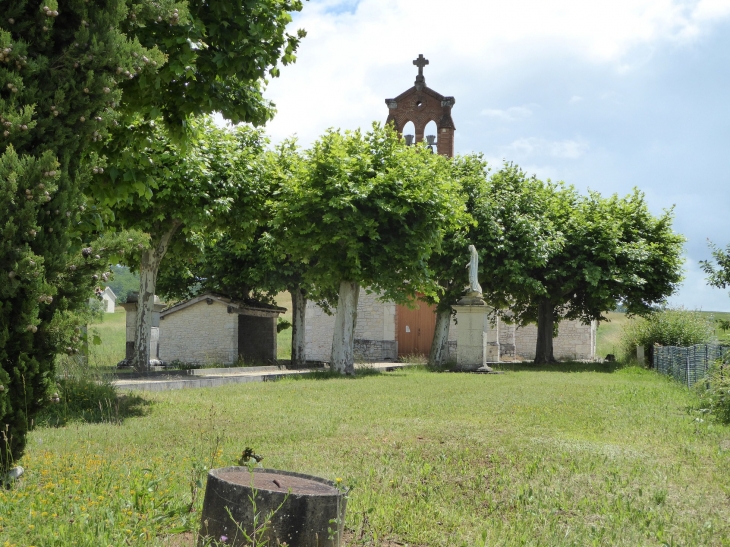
[2,364,730,546]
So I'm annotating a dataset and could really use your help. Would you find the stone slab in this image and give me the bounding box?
[113,363,411,392]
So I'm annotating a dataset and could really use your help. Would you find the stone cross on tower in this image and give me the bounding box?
[413,54,429,91]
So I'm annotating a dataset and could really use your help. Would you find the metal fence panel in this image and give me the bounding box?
[652,344,730,387]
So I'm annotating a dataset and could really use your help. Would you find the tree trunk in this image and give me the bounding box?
[289,286,307,367]
[428,308,452,367]
[534,297,557,364]
[330,280,359,375]
[131,221,181,372]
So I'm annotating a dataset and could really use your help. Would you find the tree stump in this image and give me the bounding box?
[199,467,346,547]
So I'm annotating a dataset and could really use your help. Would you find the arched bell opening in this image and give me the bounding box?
[402,121,415,146]
[424,121,438,152]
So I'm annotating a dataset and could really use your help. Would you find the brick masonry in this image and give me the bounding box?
[385,55,455,157]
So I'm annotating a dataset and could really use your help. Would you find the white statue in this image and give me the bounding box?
[467,244,482,294]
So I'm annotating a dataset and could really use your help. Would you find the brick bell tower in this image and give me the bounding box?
[385,54,455,157]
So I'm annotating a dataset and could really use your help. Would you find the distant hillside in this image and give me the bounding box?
[105,265,139,303]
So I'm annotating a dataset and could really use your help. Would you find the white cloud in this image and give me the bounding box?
[569,95,584,103]
[262,0,730,145]
[668,257,730,312]
[501,137,590,159]
[480,106,533,120]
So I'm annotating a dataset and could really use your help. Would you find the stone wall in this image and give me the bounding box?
[304,289,397,362]
[445,316,594,362]
[354,340,398,362]
[159,300,237,364]
[514,320,596,361]
[304,301,336,362]
[305,288,596,362]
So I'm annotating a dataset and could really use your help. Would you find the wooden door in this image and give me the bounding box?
[396,300,437,357]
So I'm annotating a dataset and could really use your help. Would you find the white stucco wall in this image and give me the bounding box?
[159,300,238,364]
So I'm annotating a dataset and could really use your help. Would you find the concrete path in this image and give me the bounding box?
[112,363,410,392]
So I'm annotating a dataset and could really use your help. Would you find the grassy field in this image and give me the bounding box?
[275,291,293,361]
[3,364,730,546]
[88,308,127,366]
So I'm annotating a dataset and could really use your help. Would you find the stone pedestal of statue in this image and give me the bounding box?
[453,295,500,372]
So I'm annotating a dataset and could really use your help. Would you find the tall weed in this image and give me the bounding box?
[620,307,714,362]
[695,357,730,423]
[36,355,146,426]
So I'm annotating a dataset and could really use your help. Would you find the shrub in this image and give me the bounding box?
[695,357,730,423]
[620,307,714,362]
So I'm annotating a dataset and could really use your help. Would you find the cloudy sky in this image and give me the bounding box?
[259,0,730,311]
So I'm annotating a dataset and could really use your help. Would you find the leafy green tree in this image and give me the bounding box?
[420,154,484,366]
[426,162,560,366]
[620,307,713,361]
[156,141,321,366]
[511,187,685,363]
[87,0,307,369]
[700,241,730,295]
[119,0,306,128]
[277,124,464,374]
[0,1,162,469]
[103,119,266,370]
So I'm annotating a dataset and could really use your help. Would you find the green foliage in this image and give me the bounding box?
[718,319,730,334]
[277,317,292,333]
[475,164,560,312]
[695,358,730,423]
[481,178,686,363]
[156,139,309,304]
[277,123,465,305]
[701,240,730,295]
[119,0,306,129]
[95,118,266,239]
[620,307,714,359]
[0,3,160,469]
[35,356,121,427]
[106,264,140,303]
[419,154,487,313]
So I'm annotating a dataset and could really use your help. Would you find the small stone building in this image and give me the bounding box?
[158,293,286,365]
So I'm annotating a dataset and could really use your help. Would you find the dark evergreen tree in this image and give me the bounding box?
[0,1,161,469]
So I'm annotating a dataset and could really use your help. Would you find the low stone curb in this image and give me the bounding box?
[113,363,409,392]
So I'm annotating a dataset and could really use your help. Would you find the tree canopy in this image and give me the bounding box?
[119,0,306,128]
[503,185,685,363]
[277,124,465,305]
[108,118,267,370]
[275,124,465,372]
